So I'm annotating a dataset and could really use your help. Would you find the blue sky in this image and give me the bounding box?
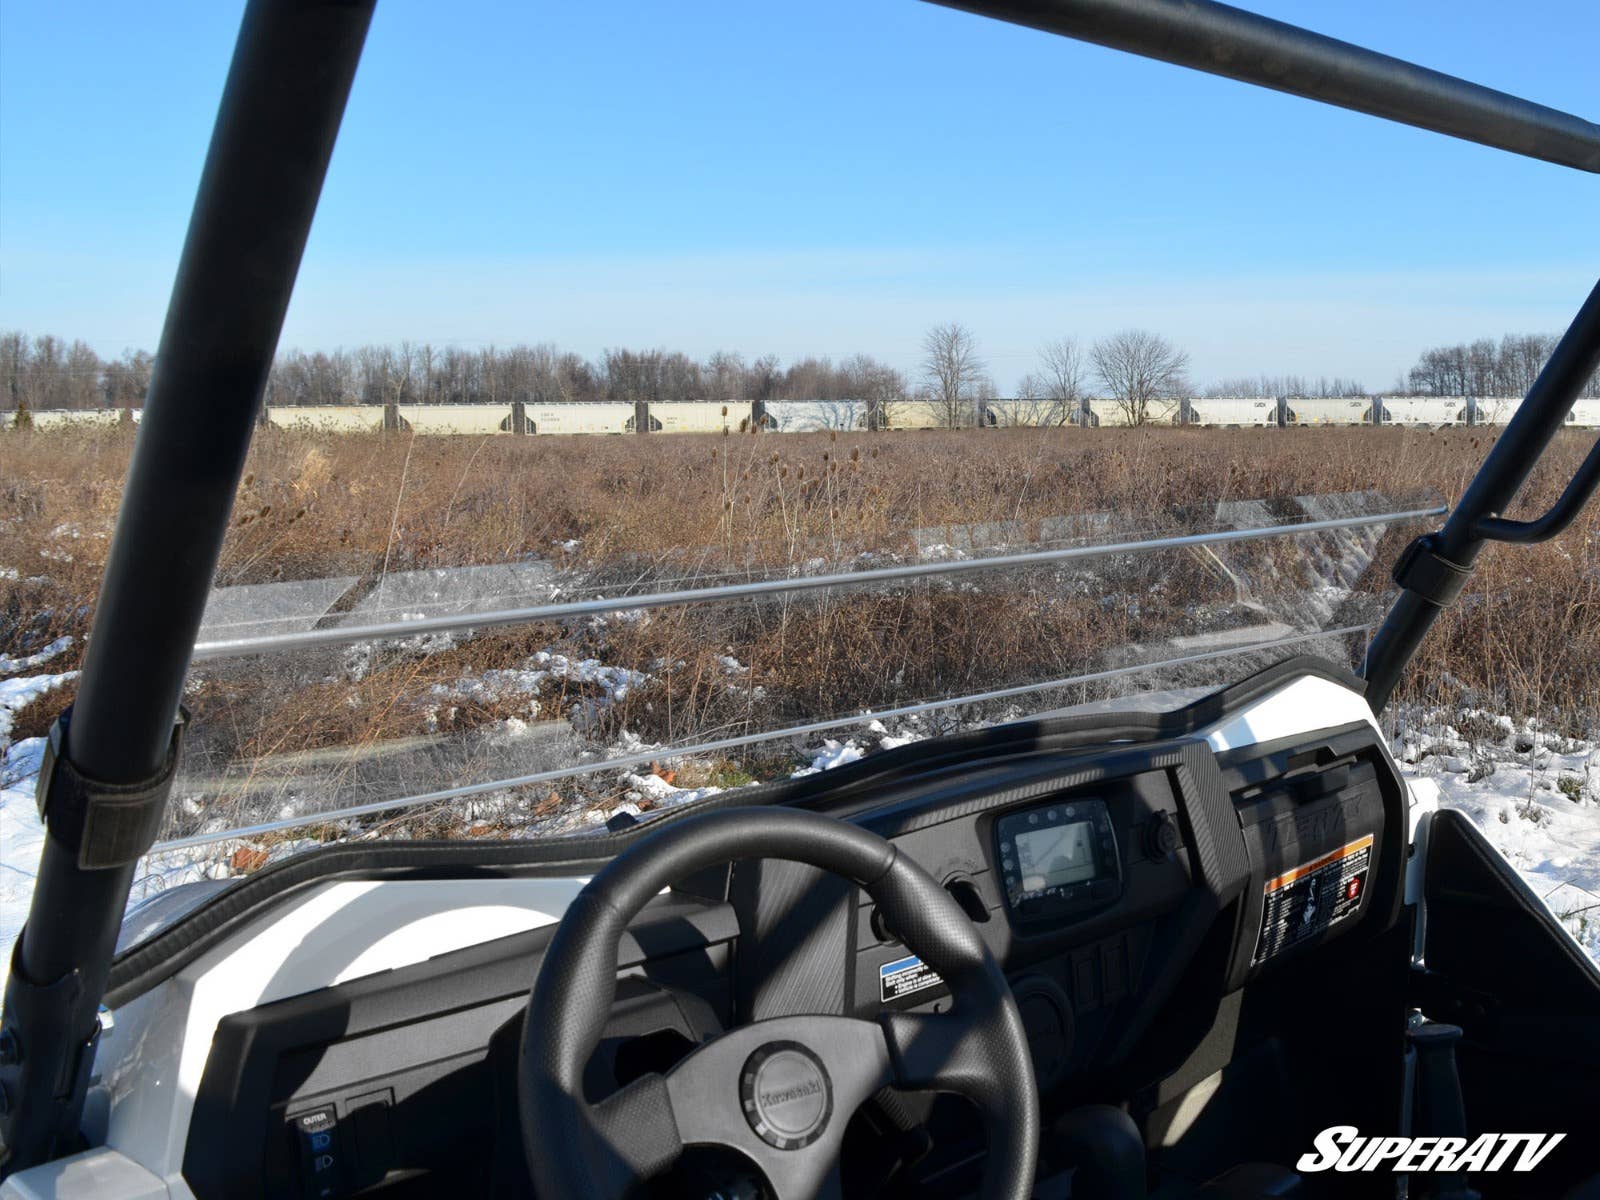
[1,1,1595,391]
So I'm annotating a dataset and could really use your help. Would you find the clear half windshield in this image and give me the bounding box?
[129,477,1442,917]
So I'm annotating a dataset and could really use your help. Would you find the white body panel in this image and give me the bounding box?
[1202,674,1380,751]
[9,674,1395,1199]
[68,877,588,1199]
[265,405,384,433]
[0,1149,165,1199]
[1184,397,1276,427]
[395,403,514,434]
[528,401,635,435]
[1283,397,1372,426]
[1378,396,1468,426]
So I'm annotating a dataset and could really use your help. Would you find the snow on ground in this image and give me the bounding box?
[433,651,648,715]
[790,738,866,776]
[1393,710,1600,961]
[0,635,72,676]
[0,668,77,745]
[1,736,49,962]
[3,664,80,969]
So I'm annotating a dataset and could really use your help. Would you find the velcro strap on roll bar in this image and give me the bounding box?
[35,706,188,870]
[1391,533,1473,609]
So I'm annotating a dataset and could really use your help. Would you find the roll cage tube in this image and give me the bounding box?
[1,0,1596,1176]
[922,0,1600,172]
[0,0,374,1175]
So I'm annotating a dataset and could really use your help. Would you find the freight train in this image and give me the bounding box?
[10,395,1600,434]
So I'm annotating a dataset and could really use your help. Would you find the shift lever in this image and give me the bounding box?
[1406,1019,1480,1200]
[1052,1105,1147,1200]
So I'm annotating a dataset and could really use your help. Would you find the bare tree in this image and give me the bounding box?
[0,332,26,411]
[1401,332,1590,398]
[1204,374,1364,399]
[841,353,905,430]
[103,349,154,410]
[746,355,781,402]
[1038,337,1084,424]
[1091,329,1190,426]
[920,322,985,429]
[989,377,1064,427]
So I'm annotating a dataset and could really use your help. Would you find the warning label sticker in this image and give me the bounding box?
[879,954,944,1003]
[1251,834,1373,966]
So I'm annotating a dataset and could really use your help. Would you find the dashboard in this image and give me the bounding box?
[69,661,1412,1200]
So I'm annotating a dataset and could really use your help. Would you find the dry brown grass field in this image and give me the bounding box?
[3,424,1597,841]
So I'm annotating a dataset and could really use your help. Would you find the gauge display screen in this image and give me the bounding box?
[996,798,1121,916]
[1013,820,1098,891]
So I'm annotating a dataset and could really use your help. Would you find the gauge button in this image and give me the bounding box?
[289,1105,342,1199]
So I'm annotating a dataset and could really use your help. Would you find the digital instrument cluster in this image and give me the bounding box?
[995,798,1122,922]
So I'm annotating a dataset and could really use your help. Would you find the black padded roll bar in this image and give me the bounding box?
[924,0,1600,173]
[0,0,374,1174]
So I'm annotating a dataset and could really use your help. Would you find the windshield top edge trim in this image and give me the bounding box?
[189,508,1441,663]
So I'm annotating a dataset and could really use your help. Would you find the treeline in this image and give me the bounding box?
[0,332,909,412]
[1400,334,1598,398]
[0,332,153,412]
[3,324,1594,414]
[1203,376,1367,399]
[265,345,914,410]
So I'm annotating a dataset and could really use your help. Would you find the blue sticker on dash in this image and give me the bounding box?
[879,953,944,1003]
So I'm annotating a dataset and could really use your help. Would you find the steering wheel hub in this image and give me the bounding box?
[741,1041,834,1150]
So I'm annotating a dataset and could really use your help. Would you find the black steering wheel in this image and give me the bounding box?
[519,807,1039,1199]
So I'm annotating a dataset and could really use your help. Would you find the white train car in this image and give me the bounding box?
[1182,397,1276,428]
[1377,396,1468,426]
[265,405,384,433]
[1472,397,1522,426]
[395,403,515,435]
[1283,397,1373,426]
[651,401,737,435]
[1566,399,1600,428]
[762,399,870,432]
[982,398,1075,428]
[894,398,980,429]
[1081,398,1153,427]
[529,402,635,435]
[13,408,127,431]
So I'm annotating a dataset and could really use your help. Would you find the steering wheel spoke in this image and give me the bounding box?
[588,1073,684,1198]
[879,1006,1039,1198]
[881,1009,1006,1107]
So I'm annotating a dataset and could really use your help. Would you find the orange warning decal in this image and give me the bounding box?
[1264,834,1374,893]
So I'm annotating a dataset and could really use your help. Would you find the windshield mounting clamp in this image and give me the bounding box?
[1390,534,1473,611]
[35,706,189,871]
